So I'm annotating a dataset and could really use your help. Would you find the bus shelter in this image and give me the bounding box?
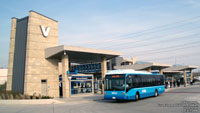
[163,65,198,87]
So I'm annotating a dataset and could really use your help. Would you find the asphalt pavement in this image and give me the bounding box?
[0,84,200,113]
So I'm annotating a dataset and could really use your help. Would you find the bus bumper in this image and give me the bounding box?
[104,91,125,100]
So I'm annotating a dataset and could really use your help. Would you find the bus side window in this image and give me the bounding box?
[126,75,133,92]
[144,75,148,87]
[150,76,153,86]
[126,75,132,88]
[156,76,160,85]
[146,75,150,86]
[140,75,144,87]
[132,75,137,88]
[131,75,135,88]
[141,75,146,87]
[135,75,142,87]
[161,75,164,85]
[152,75,156,86]
[148,76,151,86]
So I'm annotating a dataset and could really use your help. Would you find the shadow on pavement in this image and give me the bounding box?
[82,95,164,104]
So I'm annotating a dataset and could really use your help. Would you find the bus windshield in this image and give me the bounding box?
[104,74,125,91]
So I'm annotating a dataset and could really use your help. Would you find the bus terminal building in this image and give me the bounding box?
[6,11,198,98]
[6,11,120,98]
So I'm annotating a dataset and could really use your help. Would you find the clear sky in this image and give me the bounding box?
[0,0,200,70]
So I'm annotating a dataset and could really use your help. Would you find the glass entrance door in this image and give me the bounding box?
[70,74,93,95]
[71,81,92,94]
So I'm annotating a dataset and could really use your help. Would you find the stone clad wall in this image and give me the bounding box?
[6,18,17,91]
[23,11,59,97]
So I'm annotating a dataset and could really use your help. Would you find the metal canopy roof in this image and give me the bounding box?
[163,71,182,74]
[114,62,171,70]
[45,45,120,63]
[163,65,198,71]
[142,63,172,70]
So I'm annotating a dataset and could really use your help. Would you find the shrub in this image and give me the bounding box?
[0,90,53,99]
[42,96,53,99]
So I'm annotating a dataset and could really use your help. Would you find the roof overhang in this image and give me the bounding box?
[114,62,171,70]
[141,63,172,70]
[45,45,121,63]
[163,71,182,74]
[163,65,199,71]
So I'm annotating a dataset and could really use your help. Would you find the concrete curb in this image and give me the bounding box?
[165,84,200,92]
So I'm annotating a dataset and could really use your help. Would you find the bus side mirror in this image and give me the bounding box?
[126,84,129,88]
[102,79,104,84]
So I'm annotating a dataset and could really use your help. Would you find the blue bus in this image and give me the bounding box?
[104,69,165,100]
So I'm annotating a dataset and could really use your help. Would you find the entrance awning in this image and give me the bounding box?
[45,45,120,63]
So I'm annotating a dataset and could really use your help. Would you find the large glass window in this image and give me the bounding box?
[105,74,125,91]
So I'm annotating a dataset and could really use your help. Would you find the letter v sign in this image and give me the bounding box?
[40,25,50,37]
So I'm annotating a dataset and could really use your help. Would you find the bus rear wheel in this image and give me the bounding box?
[154,90,158,97]
[135,92,140,101]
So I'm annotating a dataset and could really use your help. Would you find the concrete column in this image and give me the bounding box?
[171,77,174,88]
[62,54,70,98]
[101,57,107,94]
[183,69,187,87]
[92,74,94,94]
[6,18,17,91]
[147,67,151,72]
[159,68,163,74]
[190,69,193,82]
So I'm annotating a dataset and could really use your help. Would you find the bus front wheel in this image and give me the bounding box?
[135,92,140,101]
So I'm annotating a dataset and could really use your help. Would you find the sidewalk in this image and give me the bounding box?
[165,83,200,103]
[165,83,200,92]
[0,94,103,105]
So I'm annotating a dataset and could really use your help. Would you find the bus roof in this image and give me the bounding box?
[106,69,152,75]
